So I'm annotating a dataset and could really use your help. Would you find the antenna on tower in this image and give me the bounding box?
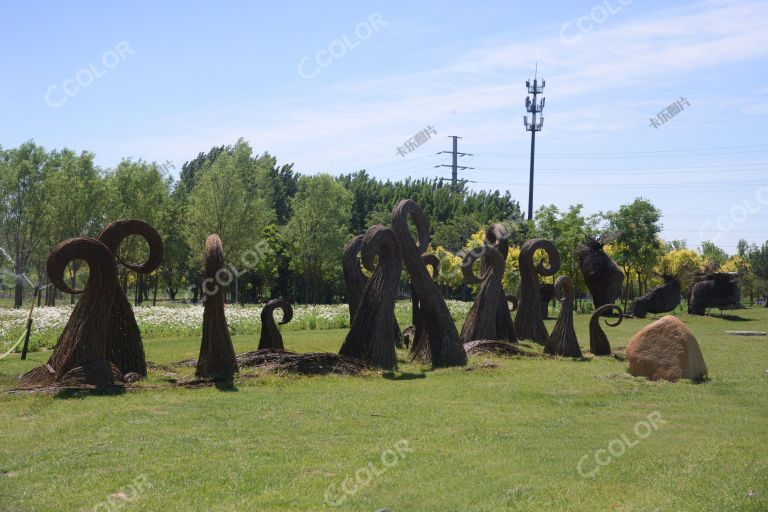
[523,66,546,220]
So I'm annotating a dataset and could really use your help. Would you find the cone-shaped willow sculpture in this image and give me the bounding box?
[392,199,466,368]
[460,244,507,343]
[342,233,402,345]
[18,237,123,388]
[544,275,582,358]
[195,235,238,380]
[514,239,560,344]
[483,224,517,342]
[409,253,439,362]
[97,219,163,376]
[339,225,402,369]
[589,304,623,356]
[258,298,293,350]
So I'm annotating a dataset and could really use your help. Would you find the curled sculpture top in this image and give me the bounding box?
[261,298,293,326]
[554,272,575,304]
[97,219,164,274]
[46,237,119,295]
[461,245,505,285]
[520,238,560,278]
[361,224,402,274]
[484,223,510,259]
[391,199,431,256]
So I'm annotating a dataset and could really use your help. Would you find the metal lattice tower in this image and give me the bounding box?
[524,69,545,220]
[436,136,473,190]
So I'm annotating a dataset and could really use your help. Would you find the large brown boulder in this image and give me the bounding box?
[626,316,707,381]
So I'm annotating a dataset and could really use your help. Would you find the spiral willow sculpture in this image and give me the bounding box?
[195,234,238,380]
[409,253,439,362]
[339,225,402,369]
[18,237,123,389]
[392,199,466,368]
[544,275,582,358]
[342,233,402,345]
[459,244,507,343]
[514,239,560,344]
[589,304,623,356]
[18,219,163,389]
[97,219,163,377]
[258,298,293,350]
[483,224,517,342]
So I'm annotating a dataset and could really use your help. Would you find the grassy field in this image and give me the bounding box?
[1,307,767,511]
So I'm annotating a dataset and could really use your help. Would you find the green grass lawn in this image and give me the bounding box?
[1,307,767,511]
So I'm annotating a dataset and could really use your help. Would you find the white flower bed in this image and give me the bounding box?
[0,300,472,352]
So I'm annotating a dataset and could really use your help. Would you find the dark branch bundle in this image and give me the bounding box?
[409,253,439,361]
[514,239,560,344]
[544,275,582,358]
[339,225,402,369]
[629,275,681,318]
[195,234,238,380]
[578,234,624,308]
[589,304,623,356]
[258,298,293,350]
[342,233,402,346]
[483,224,517,342]
[459,244,507,343]
[392,199,466,368]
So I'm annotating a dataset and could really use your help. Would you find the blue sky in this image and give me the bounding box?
[1,0,767,252]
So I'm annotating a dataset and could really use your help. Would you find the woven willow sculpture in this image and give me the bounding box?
[629,275,681,318]
[589,304,623,356]
[483,224,517,342]
[459,244,507,343]
[543,275,582,358]
[258,298,293,350]
[97,219,163,376]
[18,237,123,388]
[578,235,624,308]
[342,233,402,345]
[18,219,163,389]
[392,199,466,368]
[514,239,560,344]
[409,253,439,361]
[195,235,238,380]
[339,225,402,369]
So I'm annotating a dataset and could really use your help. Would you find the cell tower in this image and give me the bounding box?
[524,67,545,220]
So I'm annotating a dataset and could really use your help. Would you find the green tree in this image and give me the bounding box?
[606,198,663,301]
[534,204,594,294]
[185,148,275,303]
[43,149,108,303]
[747,241,768,307]
[700,240,729,267]
[105,159,173,303]
[0,142,50,307]
[285,174,352,304]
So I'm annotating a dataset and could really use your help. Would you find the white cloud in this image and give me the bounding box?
[107,0,768,175]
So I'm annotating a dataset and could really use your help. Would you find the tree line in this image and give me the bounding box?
[1,139,766,308]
